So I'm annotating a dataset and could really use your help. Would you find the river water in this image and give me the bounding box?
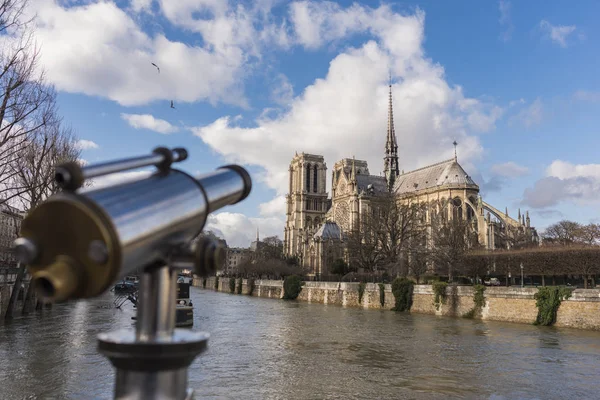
[1,287,599,399]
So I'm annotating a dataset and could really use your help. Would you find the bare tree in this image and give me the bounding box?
[371,193,426,277]
[345,210,384,273]
[4,118,80,318]
[429,213,479,282]
[0,0,57,204]
[576,223,600,246]
[542,220,582,246]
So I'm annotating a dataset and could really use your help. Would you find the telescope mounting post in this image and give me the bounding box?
[98,263,208,400]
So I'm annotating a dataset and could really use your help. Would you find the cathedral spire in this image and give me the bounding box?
[383,80,399,192]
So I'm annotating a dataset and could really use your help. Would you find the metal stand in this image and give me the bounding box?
[98,265,209,400]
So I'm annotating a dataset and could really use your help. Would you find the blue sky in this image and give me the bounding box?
[27,0,600,246]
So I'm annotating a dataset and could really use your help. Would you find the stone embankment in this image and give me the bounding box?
[194,277,600,330]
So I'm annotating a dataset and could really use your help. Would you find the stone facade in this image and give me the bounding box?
[193,278,600,330]
[284,85,540,276]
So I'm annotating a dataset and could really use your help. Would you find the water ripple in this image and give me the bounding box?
[1,289,600,399]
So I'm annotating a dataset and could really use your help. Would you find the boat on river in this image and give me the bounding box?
[128,276,194,327]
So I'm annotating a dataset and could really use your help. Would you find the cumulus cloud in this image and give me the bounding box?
[490,161,529,178]
[26,0,259,107]
[121,113,179,134]
[193,4,501,206]
[270,73,294,106]
[509,98,543,128]
[539,20,577,48]
[205,212,283,247]
[259,195,286,217]
[76,139,99,150]
[522,160,600,208]
[130,0,152,14]
[498,1,513,42]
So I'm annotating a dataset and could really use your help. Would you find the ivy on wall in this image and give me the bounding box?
[464,285,486,319]
[433,282,448,311]
[534,287,573,326]
[392,278,414,312]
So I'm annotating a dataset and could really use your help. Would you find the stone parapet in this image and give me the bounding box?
[192,278,600,331]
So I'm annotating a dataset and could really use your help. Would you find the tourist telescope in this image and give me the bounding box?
[13,147,252,400]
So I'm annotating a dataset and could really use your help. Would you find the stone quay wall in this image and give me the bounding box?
[193,277,600,330]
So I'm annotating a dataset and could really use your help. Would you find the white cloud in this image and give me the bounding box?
[193,4,498,208]
[271,74,294,106]
[490,161,529,178]
[205,212,283,247]
[498,0,513,42]
[76,139,99,150]
[259,195,286,217]
[77,158,89,166]
[26,0,253,107]
[539,20,577,48]
[121,113,179,134]
[130,0,152,14]
[509,98,543,128]
[522,160,600,208]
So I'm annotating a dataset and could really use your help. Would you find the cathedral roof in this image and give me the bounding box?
[314,221,342,240]
[392,158,478,195]
[355,174,388,195]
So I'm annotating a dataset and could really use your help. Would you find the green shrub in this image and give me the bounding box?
[534,286,573,326]
[357,282,366,304]
[283,275,304,300]
[229,277,236,293]
[464,285,486,319]
[432,282,448,310]
[202,278,207,288]
[391,278,414,311]
[214,276,219,290]
[423,275,440,284]
[236,277,243,294]
[248,278,256,296]
[378,283,386,307]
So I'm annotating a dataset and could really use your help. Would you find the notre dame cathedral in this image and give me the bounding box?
[283,85,539,277]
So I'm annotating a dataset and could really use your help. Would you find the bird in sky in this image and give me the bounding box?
[170,100,175,109]
[151,62,160,73]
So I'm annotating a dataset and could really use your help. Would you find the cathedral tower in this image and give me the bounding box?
[383,83,399,191]
[284,153,328,261]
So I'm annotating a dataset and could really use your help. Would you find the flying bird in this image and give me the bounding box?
[170,100,175,109]
[151,62,160,73]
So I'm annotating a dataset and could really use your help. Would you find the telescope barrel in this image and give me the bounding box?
[16,163,251,303]
[55,147,188,191]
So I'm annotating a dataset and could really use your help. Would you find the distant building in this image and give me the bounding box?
[224,247,251,275]
[0,204,23,266]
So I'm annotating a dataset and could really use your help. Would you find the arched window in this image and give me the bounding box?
[306,164,311,192]
[313,165,318,192]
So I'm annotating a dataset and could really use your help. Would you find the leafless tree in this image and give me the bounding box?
[542,220,583,246]
[345,210,384,273]
[0,0,57,205]
[429,213,479,282]
[4,120,80,317]
[370,193,426,277]
[576,223,600,246]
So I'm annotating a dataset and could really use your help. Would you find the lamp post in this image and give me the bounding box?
[520,263,524,288]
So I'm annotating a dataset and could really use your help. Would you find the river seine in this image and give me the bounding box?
[1,287,599,399]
